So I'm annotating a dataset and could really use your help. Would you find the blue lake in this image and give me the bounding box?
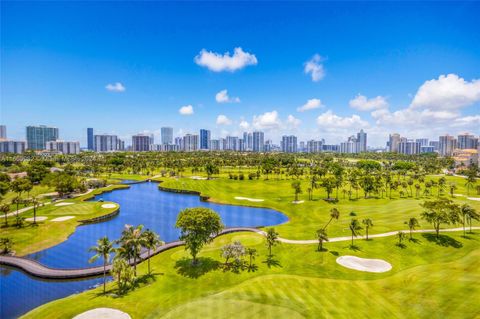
[1,181,288,318]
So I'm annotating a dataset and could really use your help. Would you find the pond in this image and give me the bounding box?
[1,181,288,318]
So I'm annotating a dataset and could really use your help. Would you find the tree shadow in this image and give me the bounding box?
[174,257,220,278]
[247,264,259,272]
[408,238,421,244]
[316,248,329,253]
[329,251,339,256]
[422,234,463,248]
[348,245,361,251]
[396,243,407,249]
[262,256,282,268]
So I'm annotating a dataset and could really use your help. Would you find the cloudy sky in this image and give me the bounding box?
[1,2,479,147]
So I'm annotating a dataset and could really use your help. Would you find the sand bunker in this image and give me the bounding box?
[292,200,304,204]
[25,216,48,222]
[336,256,392,273]
[51,216,75,222]
[453,194,465,197]
[467,197,480,201]
[190,176,208,180]
[235,196,265,202]
[73,308,131,319]
[54,202,74,207]
[101,203,117,209]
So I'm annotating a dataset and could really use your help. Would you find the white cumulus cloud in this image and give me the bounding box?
[253,110,282,130]
[297,98,324,112]
[286,114,301,128]
[304,54,325,82]
[239,120,250,130]
[194,47,258,72]
[105,82,126,92]
[215,89,240,103]
[216,114,232,125]
[349,94,388,111]
[411,74,480,110]
[179,105,194,115]
[316,110,368,129]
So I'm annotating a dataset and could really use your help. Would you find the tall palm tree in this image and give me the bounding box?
[29,196,40,225]
[118,224,144,275]
[89,236,115,293]
[349,219,363,247]
[1,203,10,226]
[141,229,163,274]
[265,228,279,257]
[362,218,373,240]
[405,217,420,240]
[397,231,406,246]
[316,228,328,251]
[323,208,340,230]
[460,204,478,236]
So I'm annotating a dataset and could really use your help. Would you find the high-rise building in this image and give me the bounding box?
[388,133,401,152]
[281,135,297,153]
[439,135,457,156]
[199,129,211,150]
[429,140,439,151]
[174,137,183,150]
[0,140,26,154]
[0,125,6,139]
[94,134,124,152]
[132,134,151,152]
[340,135,358,153]
[457,133,477,149]
[26,125,59,150]
[87,128,94,150]
[356,129,367,153]
[210,139,220,151]
[46,141,80,154]
[398,139,421,155]
[225,136,239,151]
[161,127,174,145]
[307,140,323,153]
[415,138,429,147]
[183,134,199,151]
[252,131,264,152]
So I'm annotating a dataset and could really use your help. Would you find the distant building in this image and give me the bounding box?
[0,125,6,139]
[439,135,457,157]
[340,135,358,153]
[150,143,180,152]
[26,125,59,150]
[281,135,297,153]
[199,129,211,150]
[388,133,401,152]
[132,134,152,152]
[46,140,80,154]
[87,128,94,150]
[415,138,429,147]
[307,140,323,153]
[429,140,439,151]
[174,137,184,150]
[252,131,264,152]
[356,129,367,153]
[161,127,173,145]
[0,140,26,154]
[457,133,478,149]
[420,146,435,153]
[322,144,339,152]
[94,134,124,152]
[183,134,199,151]
[398,139,421,155]
[452,149,478,167]
[210,139,220,151]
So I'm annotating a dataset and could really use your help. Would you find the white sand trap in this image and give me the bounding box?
[336,256,392,273]
[467,197,480,201]
[454,194,465,197]
[101,203,117,209]
[292,200,304,204]
[25,216,48,222]
[235,196,265,202]
[54,202,74,207]
[51,216,75,222]
[73,308,131,319]
[190,176,208,180]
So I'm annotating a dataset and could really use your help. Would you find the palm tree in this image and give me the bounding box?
[29,196,40,225]
[460,204,478,236]
[246,248,257,270]
[265,228,279,257]
[316,228,328,251]
[89,236,115,293]
[405,217,420,240]
[141,229,163,274]
[1,203,10,226]
[118,224,144,275]
[464,174,476,196]
[397,231,406,246]
[323,208,340,230]
[349,219,363,247]
[362,218,373,240]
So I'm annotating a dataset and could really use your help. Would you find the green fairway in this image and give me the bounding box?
[22,230,480,319]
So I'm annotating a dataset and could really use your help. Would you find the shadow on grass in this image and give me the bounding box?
[329,251,339,256]
[408,238,422,244]
[247,264,259,272]
[174,257,220,279]
[422,234,463,248]
[348,245,361,251]
[316,248,328,253]
[396,243,407,249]
[262,256,282,268]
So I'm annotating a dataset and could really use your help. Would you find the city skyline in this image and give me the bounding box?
[2,2,479,146]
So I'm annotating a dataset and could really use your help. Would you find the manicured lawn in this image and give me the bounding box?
[22,230,480,319]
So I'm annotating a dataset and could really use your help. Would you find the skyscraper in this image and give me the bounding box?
[439,135,457,156]
[457,133,477,149]
[199,129,211,150]
[87,128,94,150]
[94,134,124,152]
[161,127,173,145]
[252,131,264,152]
[388,133,401,152]
[281,135,297,153]
[132,134,151,152]
[183,134,199,151]
[0,125,6,139]
[356,129,367,152]
[26,125,59,150]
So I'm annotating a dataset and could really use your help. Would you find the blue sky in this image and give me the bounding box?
[1,1,479,147]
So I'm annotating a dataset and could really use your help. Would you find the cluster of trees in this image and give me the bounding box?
[89,225,163,294]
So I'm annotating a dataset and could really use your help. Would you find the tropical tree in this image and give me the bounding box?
[405,217,420,240]
[323,207,340,230]
[464,206,480,233]
[204,162,218,180]
[291,180,302,202]
[397,231,406,246]
[421,198,461,238]
[0,237,13,254]
[1,203,10,226]
[175,207,224,265]
[460,204,478,236]
[117,224,145,275]
[88,236,115,293]
[316,228,328,251]
[29,196,41,225]
[246,248,257,270]
[349,219,363,247]
[141,229,163,274]
[111,258,135,293]
[320,176,336,199]
[265,227,279,257]
[221,241,246,267]
[362,218,373,240]
[464,171,477,196]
